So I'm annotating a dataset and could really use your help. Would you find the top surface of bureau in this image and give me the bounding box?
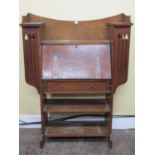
[41,44,111,80]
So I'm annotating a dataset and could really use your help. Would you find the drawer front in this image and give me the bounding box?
[45,81,110,94]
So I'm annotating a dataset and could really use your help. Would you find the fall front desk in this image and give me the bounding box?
[20,13,132,148]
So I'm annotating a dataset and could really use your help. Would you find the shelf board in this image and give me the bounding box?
[44,99,110,114]
[45,125,109,137]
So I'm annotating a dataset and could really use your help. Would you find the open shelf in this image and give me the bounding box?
[45,124,109,137]
[44,99,110,114]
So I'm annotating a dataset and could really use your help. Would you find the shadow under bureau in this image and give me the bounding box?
[20,13,132,148]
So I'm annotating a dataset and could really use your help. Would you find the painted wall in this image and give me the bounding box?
[19,0,135,115]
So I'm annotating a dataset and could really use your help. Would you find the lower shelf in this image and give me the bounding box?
[44,99,110,114]
[45,125,109,137]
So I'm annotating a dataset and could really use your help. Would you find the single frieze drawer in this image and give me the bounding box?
[44,81,110,94]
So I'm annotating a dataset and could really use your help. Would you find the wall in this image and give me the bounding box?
[19,0,135,115]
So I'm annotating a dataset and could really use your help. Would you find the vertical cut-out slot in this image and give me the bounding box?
[24,34,29,40]
[125,34,128,40]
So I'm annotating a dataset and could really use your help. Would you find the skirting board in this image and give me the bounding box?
[19,115,135,129]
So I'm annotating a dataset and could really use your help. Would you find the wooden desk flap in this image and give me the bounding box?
[42,44,111,80]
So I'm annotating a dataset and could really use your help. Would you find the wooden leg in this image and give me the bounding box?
[107,136,112,149]
[106,93,113,133]
[40,135,47,149]
[40,93,47,134]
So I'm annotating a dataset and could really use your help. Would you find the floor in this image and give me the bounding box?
[19,129,135,155]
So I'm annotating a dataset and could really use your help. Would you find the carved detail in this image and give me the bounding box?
[24,34,29,40]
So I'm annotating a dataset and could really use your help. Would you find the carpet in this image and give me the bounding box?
[19,128,134,155]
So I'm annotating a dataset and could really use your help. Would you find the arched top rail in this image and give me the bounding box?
[21,13,132,40]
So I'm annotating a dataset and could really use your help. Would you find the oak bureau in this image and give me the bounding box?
[20,13,133,148]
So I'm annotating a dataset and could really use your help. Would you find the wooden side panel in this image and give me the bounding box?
[115,28,130,76]
[22,27,41,93]
[109,26,132,92]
